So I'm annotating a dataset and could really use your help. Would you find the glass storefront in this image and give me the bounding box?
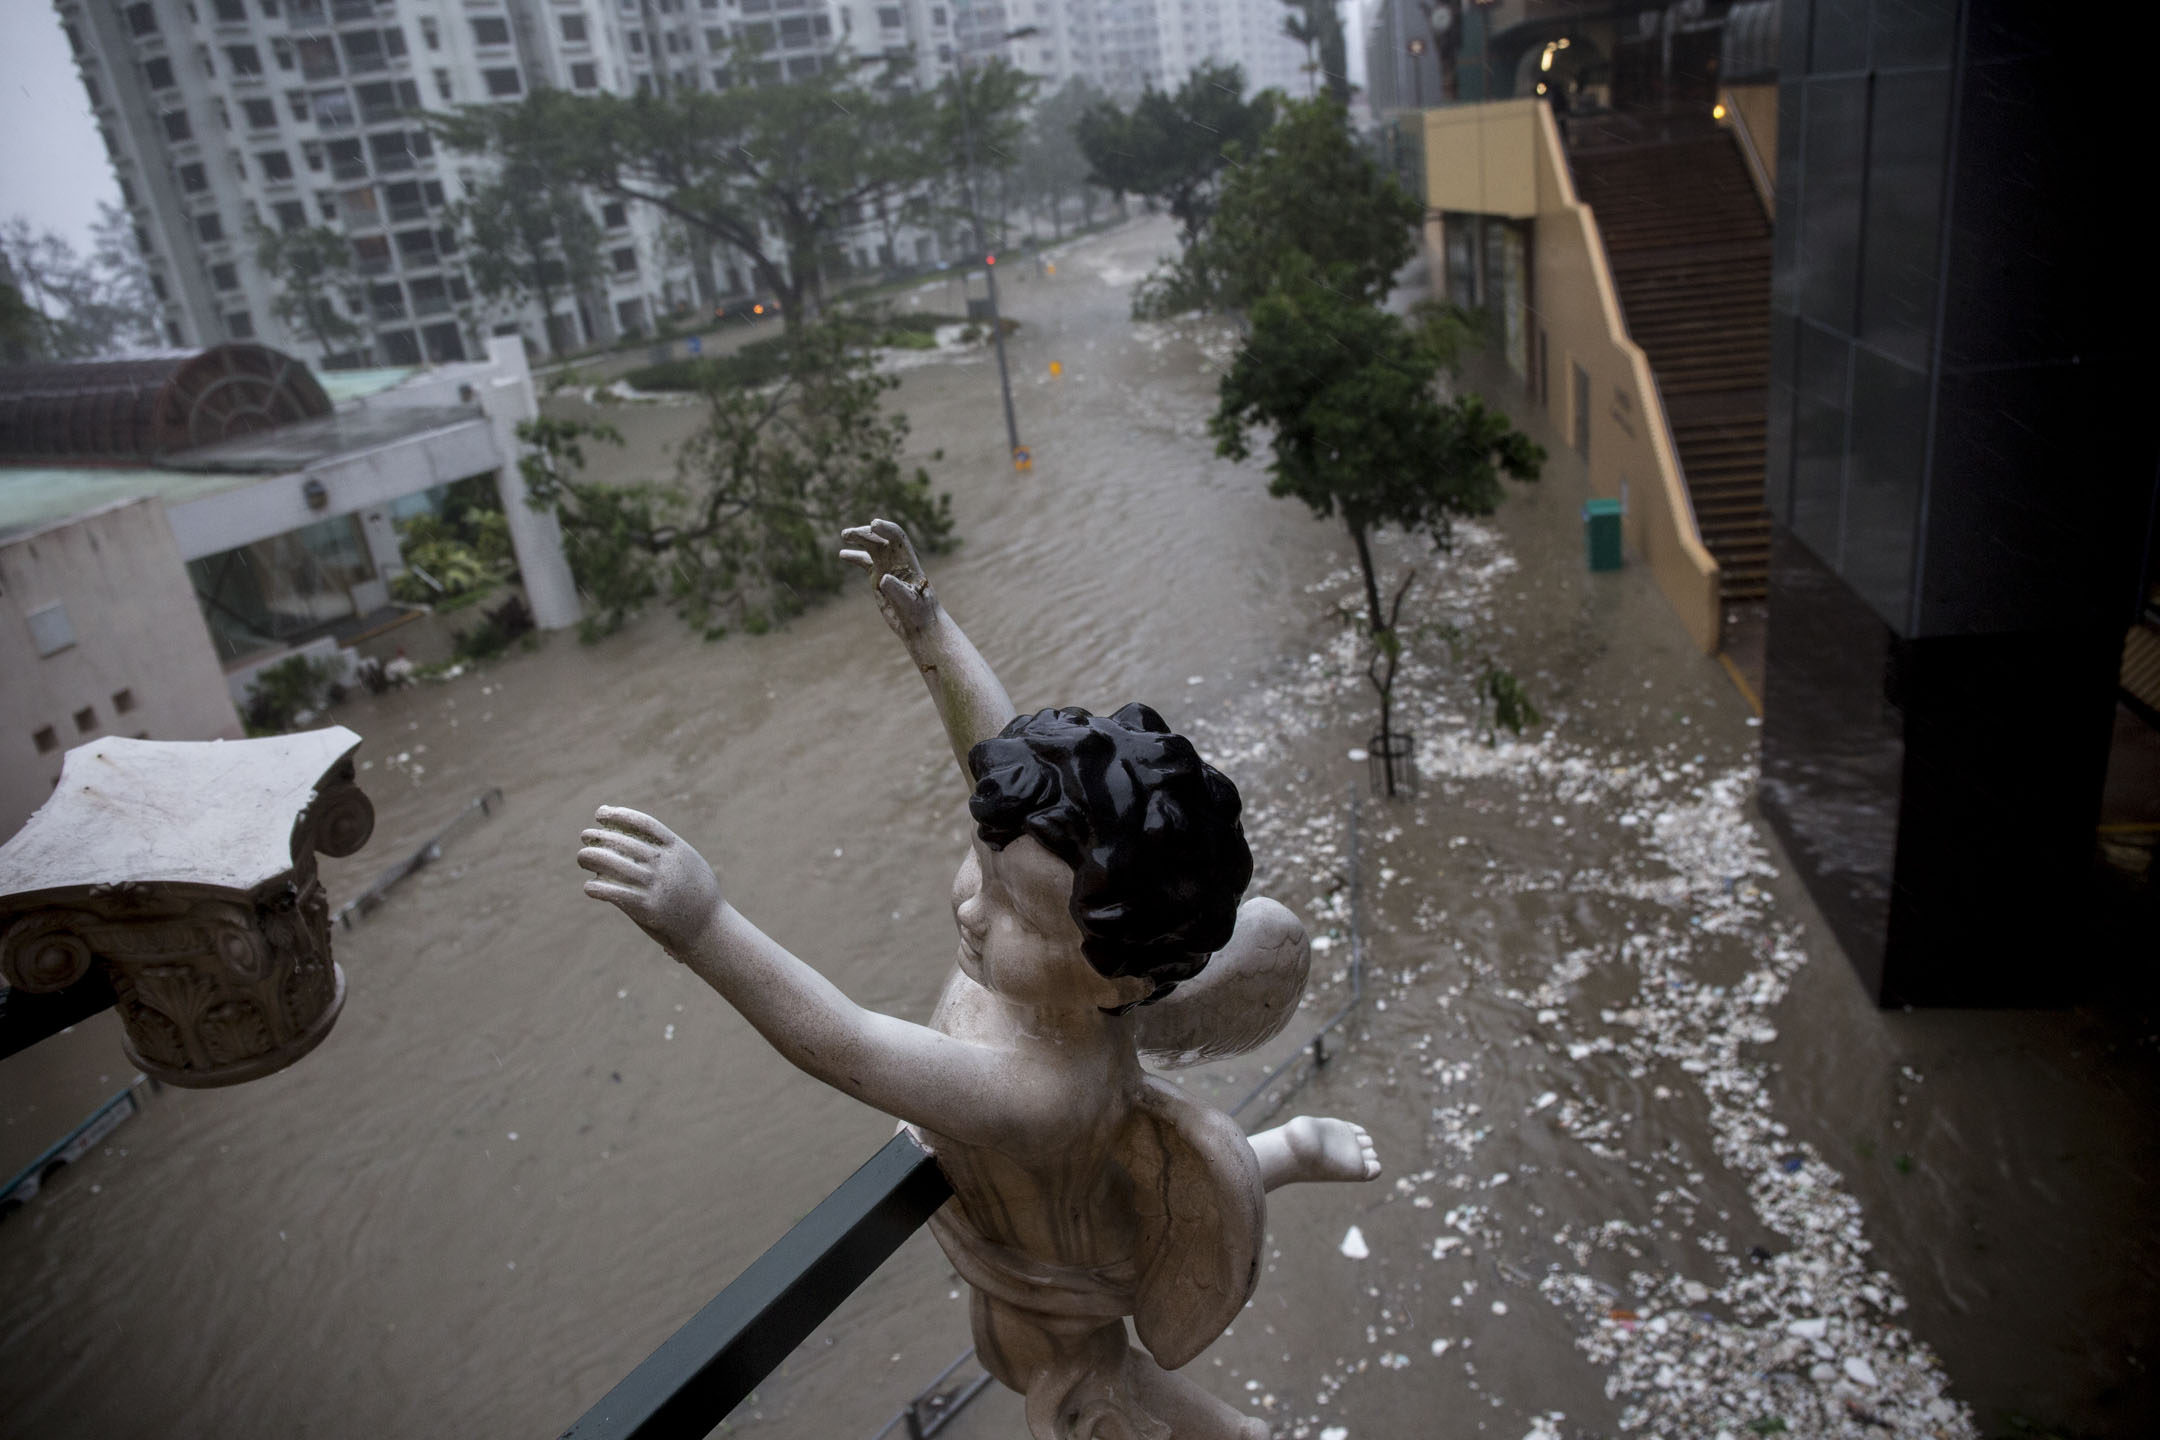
[186,512,379,663]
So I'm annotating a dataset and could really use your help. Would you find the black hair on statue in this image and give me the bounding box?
[966,704,1253,1010]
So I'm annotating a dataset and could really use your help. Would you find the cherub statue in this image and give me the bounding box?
[577,518,1380,1439]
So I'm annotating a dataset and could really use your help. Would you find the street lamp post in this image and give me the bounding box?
[1407,37,1428,110]
[951,19,1035,471]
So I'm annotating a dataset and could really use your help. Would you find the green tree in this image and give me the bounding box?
[440,69,949,329]
[927,59,1039,254]
[251,222,363,362]
[1074,62,1276,247]
[520,318,955,640]
[1139,95,1420,317]
[451,158,603,356]
[1279,0,1350,106]
[0,212,159,358]
[1210,273,1544,793]
[1018,77,1108,240]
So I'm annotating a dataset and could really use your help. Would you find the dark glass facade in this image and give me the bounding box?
[1760,0,2157,1003]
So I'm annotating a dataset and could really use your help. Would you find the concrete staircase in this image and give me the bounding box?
[1566,112,1773,603]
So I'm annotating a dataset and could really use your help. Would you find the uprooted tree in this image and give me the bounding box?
[519,318,954,641]
[1210,270,1544,794]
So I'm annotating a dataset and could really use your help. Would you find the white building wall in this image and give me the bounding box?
[2,499,243,843]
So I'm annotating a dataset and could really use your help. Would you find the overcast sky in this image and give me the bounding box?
[1,4,119,259]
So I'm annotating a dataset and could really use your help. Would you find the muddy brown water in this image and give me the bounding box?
[2,220,2153,1440]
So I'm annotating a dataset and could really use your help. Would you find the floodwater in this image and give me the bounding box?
[1,219,2153,1440]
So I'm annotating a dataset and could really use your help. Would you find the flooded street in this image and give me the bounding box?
[2,219,2152,1440]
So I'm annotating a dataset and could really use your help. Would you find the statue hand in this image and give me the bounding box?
[839,517,939,645]
[578,806,723,958]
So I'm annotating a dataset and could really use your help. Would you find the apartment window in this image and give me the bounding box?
[226,310,255,338]
[195,211,225,242]
[353,234,391,272]
[298,36,339,79]
[785,53,816,76]
[125,3,159,36]
[302,140,325,172]
[407,274,449,315]
[433,68,453,101]
[166,320,184,345]
[340,184,381,226]
[421,321,465,364]
[378,328,421,364]
[211,261,240,289]
[601,200,626,228]
[383,179,423,220]
[356,80,398,121]
[257,148,293,180]
[814,14,829,35]
[740,0,769,12]
[423,180,444,206]
[610,245,637,274]
[709,65,730,88]
[778,16,809,45]
[163,109,193,143]
[448,273,469,302]
[144,56,176,90]
[420,17,439,48]
[368,131,414,172]
[483,67,522,95]
[313,88,356,127]
[471,16,511,45]
[274,199,307,230]
[878,6,900,25]
[571,61,598,88]
[627,30,644,52]
[180,162,209,192]
[664,31,681,52]
[384,26,406,58]
[273,37,294,70]
[741,21,773,49]
[931,6,945,24]
[341,30,386,73]
[393,227,438,264]
[562,13,588,42]
[214,0,248,20]
[703,26,725,48]
[369,281,405,320]
[149,271,170,304]
[227,44,263,75]
[328,137,366,179]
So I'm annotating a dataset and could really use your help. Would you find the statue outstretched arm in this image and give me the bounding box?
[840,518,1015,785]
[578,805,1038,1146]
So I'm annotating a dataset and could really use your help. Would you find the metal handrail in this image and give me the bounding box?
[334,786,503,929]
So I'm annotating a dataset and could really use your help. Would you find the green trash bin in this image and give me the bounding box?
[1583,498,1623,572]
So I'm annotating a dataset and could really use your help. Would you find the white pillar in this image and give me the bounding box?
[480,335,582,632]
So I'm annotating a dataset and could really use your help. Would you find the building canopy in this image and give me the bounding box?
[0,344,332,464]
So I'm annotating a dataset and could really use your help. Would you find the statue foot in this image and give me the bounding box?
[1253,1115,1381,1190]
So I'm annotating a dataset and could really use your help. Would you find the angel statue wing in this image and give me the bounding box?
[1118,1074,1266,1369]
[1134,897,1310,1068]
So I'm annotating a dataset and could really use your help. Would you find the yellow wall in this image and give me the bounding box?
[1423,99,1541,221]
[1721,83,1779,214]
[1422,99,1724,653]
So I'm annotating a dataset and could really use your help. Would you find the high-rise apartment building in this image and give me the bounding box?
[53,0,985,367]
[54,0,1304,368]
